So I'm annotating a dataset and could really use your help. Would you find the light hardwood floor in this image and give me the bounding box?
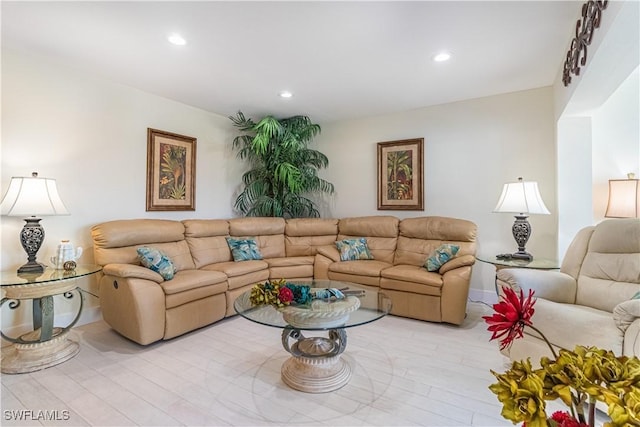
[0,302,600,426]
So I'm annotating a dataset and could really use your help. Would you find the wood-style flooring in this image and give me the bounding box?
[1,302,607,426]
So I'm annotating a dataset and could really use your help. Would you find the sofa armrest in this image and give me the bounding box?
[316,245,340,262]
[623,318,640,357]
[103,263,164,283]
[496,268,576,303]
[616,299,640,356]
[614,299,640,333]
[439,254,475,274]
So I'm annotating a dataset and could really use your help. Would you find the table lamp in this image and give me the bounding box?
[493,177,550,261]
[0,172,69,273]
[604,173,639,218]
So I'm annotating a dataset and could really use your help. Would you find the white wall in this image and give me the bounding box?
[556,117,593,258]
[316,87,558,301]
[1,49,242,332]
[554,0,640,255]
[592,67,640,219]
[553,0,637,120]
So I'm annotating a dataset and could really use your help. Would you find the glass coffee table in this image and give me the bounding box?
[234,280,392,393]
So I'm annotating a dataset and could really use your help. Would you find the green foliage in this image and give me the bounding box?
[160,145,186,200]
[229,111,334,218]
[386,150,412,200]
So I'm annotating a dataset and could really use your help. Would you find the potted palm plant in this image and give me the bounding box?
[229,112,334,218]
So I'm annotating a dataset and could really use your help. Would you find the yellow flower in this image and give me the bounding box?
[489,359,548,426]
[607,386,640,426]
[487,287,640,426]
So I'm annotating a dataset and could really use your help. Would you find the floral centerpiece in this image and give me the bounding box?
[249,279,360,328]
[249,279,313,308]
[483,286,640,427]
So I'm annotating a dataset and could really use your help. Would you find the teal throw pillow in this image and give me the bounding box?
[425,244,460,272]
[137,246,176,280]
[632,291,640,299]
[335,238,375,261]
[226,237,263,261]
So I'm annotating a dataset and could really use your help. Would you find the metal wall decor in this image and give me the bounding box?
[562,0,609,86]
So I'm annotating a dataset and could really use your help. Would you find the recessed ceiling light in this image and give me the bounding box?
[168,34,187,46]
[433,52,451,62]
[279,91,293,99]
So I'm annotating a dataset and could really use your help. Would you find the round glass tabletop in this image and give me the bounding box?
[234,279,392,331]
[1,265,103,286]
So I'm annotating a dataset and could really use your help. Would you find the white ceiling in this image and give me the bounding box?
[2,1,581,123]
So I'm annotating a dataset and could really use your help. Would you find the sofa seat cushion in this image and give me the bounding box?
[527,298,624,355]
[380,265,443,296]
[159,269,227,295]
[160,270,227,306]
[266,256,315,279]
[165,282,228,309]
[266,256,315,268]
[328,260,391,277]
[381,265,443,287]
[203,260,268,277]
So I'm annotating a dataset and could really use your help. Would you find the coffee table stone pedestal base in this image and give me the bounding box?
[281,354,351,393]
[281,328,350,393]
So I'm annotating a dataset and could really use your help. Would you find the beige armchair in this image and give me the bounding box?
[496,218,640,363]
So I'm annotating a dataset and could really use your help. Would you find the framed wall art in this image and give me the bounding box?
[146,128,196,211]
[377,138,424,210]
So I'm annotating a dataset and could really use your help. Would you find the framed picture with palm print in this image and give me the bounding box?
[377,138,424,210]
[146,128,196,211]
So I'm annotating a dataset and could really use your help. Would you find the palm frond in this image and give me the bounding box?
[254,116,282,138]
[229,111,256,132]
[230,111,332,218]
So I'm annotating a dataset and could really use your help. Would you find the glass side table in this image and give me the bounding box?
[1,265,102,374]
[476,255,560,294]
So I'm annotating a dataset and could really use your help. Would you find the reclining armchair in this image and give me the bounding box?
[496,218,640,363]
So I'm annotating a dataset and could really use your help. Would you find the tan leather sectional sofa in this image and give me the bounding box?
[91,215,477,345]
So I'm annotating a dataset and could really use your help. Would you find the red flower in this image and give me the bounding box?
[550,411,589,427]
[523,412,589,427]
[278,286,294,304]
[482,286,535,350]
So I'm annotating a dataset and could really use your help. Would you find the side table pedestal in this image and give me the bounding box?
[1,330,79,374]
[1,265,101,374]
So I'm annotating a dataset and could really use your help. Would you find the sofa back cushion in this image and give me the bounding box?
[559,226,595,280]
[337,216,399,264]
[285,218,338,256]
[91,219,196,271]
[394,216,477,267]
[576,219,640,312]
[228,217,286,259]
[183,219,232,268]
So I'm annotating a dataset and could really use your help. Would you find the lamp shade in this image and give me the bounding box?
[0,173,69,217]
[493,178,550,215]
[605,179,639,218]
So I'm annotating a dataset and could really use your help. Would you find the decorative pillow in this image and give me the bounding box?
[226,237,263,261]
[335,238,375,261]
[425,244,460,272]
[137,246,176,280]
